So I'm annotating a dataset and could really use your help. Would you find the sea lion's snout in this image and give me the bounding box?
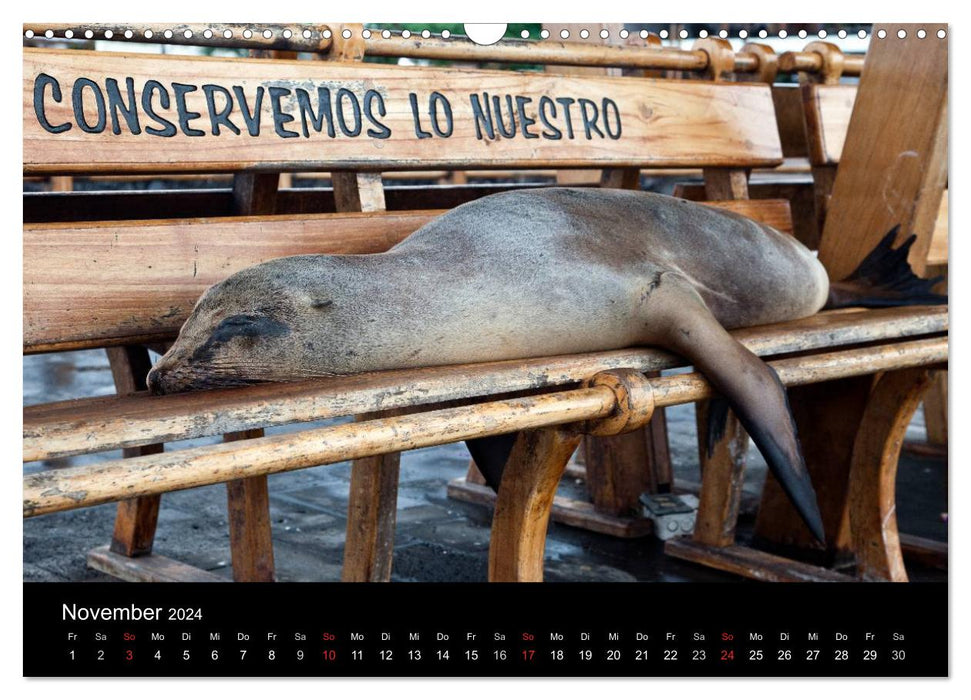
[146,366,165,395]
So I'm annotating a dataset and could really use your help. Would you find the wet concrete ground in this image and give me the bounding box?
[23,349,948,583]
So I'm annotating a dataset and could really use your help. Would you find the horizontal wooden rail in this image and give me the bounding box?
[23,334,946,518]
[23,306,947,462]
[778,51,865,76]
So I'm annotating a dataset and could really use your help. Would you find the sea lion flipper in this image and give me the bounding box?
[646,273,825,543]
[465,433,519,492]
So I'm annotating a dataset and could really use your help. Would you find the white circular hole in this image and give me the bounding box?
[917,29,926,39]
[600,29,609,39]
[759,29,767,38]
[877,29,887,39]
[619,29,629,39]
[422,29,430,39]
[362,29,372,39]
[184,30,193,39]
[441,29,450,39]
[640,29,648,39]
[164,29,173,39]
[738,29,748,39]
[382,29,391,39]
[858,29,867,39]
[45,29,53,38]
[660,30,669,39]
[699,29,708,39]
[798,29,807,39]
[580,29,589,39]
[322,29,332,39]
[263,29,272,39]
[937,29,947,39]
[679,29,688,39]
[24,30,34,39]
[145,30,154,39]
[540,29,549,39]
[520,29,529,39]
[718,29,727,39]
[560,29,570,39]
[85,30,93,39]
[818,29,827,38]
[778,29,788,39]
[400,29,410,39]
[65,30,74,39]
[203,29,212,39]
[104,30,113,39]
[838,29,847,39]
[302,29,312,39]
[242,29,252,39]
[897,29,907,39]
[282,29,291,39]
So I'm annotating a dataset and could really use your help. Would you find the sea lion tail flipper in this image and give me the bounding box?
[826,225,947,308]
[465,433,519,492]
[648,274,825,543]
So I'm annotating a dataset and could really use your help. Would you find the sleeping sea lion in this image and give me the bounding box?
[146,188,945,543]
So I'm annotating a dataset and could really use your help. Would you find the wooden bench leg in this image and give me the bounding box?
[342,452,401,582]
[224,429,275,582]
[849,368,932,582]
[105,346,164,558]
[489,427,582,582]
[692,400,748,547]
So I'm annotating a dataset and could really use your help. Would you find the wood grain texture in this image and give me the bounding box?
[802,84,856,165]
[23,335,947,517]
[24,48,782,174]
[224,429,275,583]
[23,199,794,352]
[87,545,226,582]
[489,427,583,581]
[664,539,855,582]
[817,24,948,281]
[849,368,931,582]
[24,307,948,462]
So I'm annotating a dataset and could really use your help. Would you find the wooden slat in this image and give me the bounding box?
[23,198,792,352]
[87,545,226,582]
[447,478,653,538]
[24,307,948,462]
[24,49,783,174]
[802,84,856,165]
[23,336,948,517]
[664,539,855,582]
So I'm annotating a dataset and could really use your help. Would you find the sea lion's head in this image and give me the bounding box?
[147,259,340,395]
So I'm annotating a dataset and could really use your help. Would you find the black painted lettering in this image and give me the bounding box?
[578,98,604,139]
[555,97,576,139]
[408,92,432,139]
[296,87,336,138]
[602,98,622,139]
[363,90,391,139]
[141,80,177,137]
[336,88,362,137]
[469,93,495,140]
[203,84,240,135]
[269,87,299,138]
[105,77,141,135]
[515,96,538,139]
[491,94,517,138]
[429,92,453,137]
[72,77,106,134]
[538,96,561,140]
[172,83,205,136]
[33,73,71,134]
[233,86,265,136]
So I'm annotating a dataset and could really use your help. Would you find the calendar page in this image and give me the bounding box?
[21,15,950,682]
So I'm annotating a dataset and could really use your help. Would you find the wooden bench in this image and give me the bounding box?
[23,26,946,583]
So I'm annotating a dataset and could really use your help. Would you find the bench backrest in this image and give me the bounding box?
[23,43,789,353]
